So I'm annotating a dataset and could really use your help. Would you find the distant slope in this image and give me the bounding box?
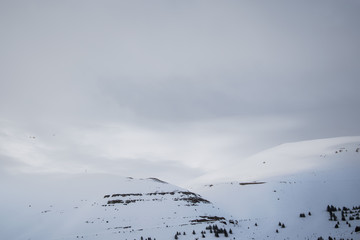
[193,136,360,239]
[196,136,360,183]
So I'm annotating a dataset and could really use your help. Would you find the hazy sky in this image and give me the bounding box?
[1,0,359,184]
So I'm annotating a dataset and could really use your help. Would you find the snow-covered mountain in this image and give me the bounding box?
[0,174,233,240]
[192,136,360,239]
[1,136,359,240]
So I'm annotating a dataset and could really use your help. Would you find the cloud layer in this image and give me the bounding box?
[1,1,359,184]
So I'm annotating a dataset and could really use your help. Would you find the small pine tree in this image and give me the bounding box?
[308,212,312,216]
[229,229,232,234]
[281,223,285,228]
[335,224,339,228]
[276,229,279,233]
[224,229,228,237]
[214,231,219,238]
[174,234,178,239]
[278,222,281,226]
[192,230,196,235]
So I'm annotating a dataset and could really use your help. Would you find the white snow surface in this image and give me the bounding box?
[1,136,360,240]
[192,136,360,239]
[195,136,360,183]
[0,174,230,240]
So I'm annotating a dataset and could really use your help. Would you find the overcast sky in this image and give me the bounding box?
[1,0,359,185]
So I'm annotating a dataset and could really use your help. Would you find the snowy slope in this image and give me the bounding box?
[196,136,360,183]
[0,174,234,240]
[1,136,359,240]
[193,137,360,239]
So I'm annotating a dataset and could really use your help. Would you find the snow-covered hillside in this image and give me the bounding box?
[1,136,359,240]
[0,174,234,240]
[193,136,360,239]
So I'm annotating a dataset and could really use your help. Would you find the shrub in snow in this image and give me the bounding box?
[355,226,360,232]
[300,213,306,218]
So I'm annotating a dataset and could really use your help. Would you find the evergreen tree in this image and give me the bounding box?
[327,205,331,212]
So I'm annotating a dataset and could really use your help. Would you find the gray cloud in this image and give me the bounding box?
[0,0,359,185]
